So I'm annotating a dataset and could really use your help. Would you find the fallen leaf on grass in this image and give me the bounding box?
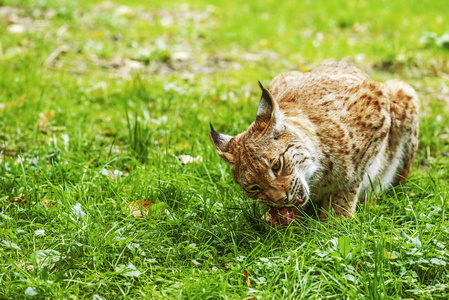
[192,259,201,266]
[384,251,399,260]
[125,200,154,218]
[9,194,26,205]
[243,269,252,287]
[115,5,135,17]
[116,262,141,277]
[33,249,61,266]
[1,240,21,250]
[42,199,54,207]
[125,58,145,70]
[45,44,69,66]
[25,287,39,297]
[100,168,124,181]
[0,213,12,220]
[7,24,26,34]
[1,94,27,111]
[179,154,202,165]
[172,51,190,61]
[122,200,168,218]
[38,110,55,128]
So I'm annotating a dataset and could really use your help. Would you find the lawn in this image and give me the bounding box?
[1,0,449,298]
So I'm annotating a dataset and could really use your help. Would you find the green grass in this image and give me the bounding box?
[1,0,449,298]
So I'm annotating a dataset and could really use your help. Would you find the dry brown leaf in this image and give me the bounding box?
[1,94,27,111]
[45,45,69,66]
[125,200,155,218]
[9,193,26,205]
[42,199,54,207]
[38,110,55,128]
[243,269,252,287]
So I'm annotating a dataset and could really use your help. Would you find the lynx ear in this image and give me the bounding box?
[256,81,284,135]
[209,122,235,164]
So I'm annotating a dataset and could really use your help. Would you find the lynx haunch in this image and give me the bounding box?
[210,62,419,221]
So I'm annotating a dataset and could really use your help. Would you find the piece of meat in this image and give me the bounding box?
[263,197,305,227]
[267,206,295,227]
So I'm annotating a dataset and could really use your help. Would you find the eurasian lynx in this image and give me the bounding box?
[210,62,419,222]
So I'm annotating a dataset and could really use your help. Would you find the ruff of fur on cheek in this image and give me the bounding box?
[232,139,260,188]
[290,171,308,202]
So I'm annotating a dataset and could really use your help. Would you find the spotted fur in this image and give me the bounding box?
[210,62,419,220]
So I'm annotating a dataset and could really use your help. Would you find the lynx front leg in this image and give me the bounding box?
[318,182,362,221]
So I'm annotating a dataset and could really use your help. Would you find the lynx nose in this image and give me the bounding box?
[264,190,287,204]
[275,196,288,204]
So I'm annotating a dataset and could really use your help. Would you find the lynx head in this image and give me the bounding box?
[210,82,312,208]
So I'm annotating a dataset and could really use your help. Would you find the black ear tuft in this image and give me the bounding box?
[256,80,274,119]
[209,122,220,144]
[258,81,272,106]
[209,121,233,153]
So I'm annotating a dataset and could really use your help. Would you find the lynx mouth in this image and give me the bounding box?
[264,196,305,227]
[265,196,305,208]
[286,191,308,207]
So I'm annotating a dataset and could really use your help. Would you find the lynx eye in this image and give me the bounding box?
[272,157,283,174]
[247,184,261,193]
